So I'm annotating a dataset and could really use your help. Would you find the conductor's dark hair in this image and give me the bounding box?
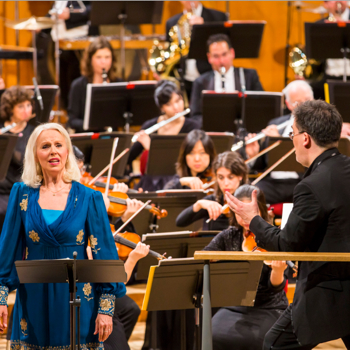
[176,130,217,177]
[0,86,34,122]
[206,33,233,52]
[230,184,270,226]
[81,36,117,83]
[154,80,183,109]
[212,151,248,202]
[293,100,342,148]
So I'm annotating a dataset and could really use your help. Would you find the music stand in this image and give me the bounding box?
[91,2,163,80]
[325,80,350,122]
[146,133,235,176]
[188,21,266,62]
[127,191,208,235]
[142,257,262,350]
[24,85,59,124]
[15,253,126,350]
[83,81,159,131]
[71,132,132,178]
[202,91,283,133]
[0,134,19,182]
[137,231,219,280]
[305,22,350,81]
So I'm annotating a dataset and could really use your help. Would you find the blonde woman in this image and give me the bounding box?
[0,123,126,349]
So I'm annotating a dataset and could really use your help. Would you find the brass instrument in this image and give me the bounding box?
[289,46,308,78]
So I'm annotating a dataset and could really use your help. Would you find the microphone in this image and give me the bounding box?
[32,77,44,111]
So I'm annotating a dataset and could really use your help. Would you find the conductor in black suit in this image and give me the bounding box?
[226,99,350,349]
[166,2,227,99]
[190,33,264,127]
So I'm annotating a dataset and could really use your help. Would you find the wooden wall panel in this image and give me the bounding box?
[0,1,325,93]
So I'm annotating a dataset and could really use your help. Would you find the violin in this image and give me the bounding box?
[243,231,298,276]
[110,224,166,261]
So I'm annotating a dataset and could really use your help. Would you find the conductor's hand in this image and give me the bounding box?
[134,131,151,150]
[194,200,223,221]
[0,305,8,333]
[179,177,204,190]
[261,125,281,137]
[95,313,113,342]
[244,133,259,159]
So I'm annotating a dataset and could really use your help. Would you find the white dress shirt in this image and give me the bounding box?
[214,66,235,92]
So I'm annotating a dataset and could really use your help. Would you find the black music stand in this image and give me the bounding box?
[83,82,159,131]
[325,80,350,122]
[15,253,126,350]
[91,2,163,80]
[127,191,208,235]
[0,134,19,182]
[202,91,283,133]
[146,133,235,176]
[142,258,262,350]
[137,231,219,280]
[305,22,350,81]
[70,132,132,178]
[188,21,266,62]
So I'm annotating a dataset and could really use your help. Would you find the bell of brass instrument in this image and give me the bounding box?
[289,46,308,78]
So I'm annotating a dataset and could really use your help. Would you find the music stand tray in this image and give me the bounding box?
[202,91,283,133]
[146,133,235,176]
[0,134,19,182]
[83,81,159,130]
[70,132,132,178]
[188,21,266,62]
[136,231,219,280]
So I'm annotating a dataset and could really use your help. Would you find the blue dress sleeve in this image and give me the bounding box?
[86,190,126,316]
[0,182,26,305]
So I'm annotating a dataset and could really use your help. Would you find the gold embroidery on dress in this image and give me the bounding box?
[29,231,40,243]
[0,290,8,304]
[76,230,84,245]
[99,298,112,312]
[20,319,28,336]
[20,198,28,211]
[25,248,29,260]
[90,235,100,254]
[83,283,93,301]
[10,340,104,350]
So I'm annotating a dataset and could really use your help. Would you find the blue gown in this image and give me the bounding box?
[0,181,126,350]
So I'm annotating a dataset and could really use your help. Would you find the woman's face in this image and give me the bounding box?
[235,197,261,230]
[186,140,210,176]
[12,100,32,123]
[216,167,242,195]
[161,92,184,118]
[36,130,69,177]
[91,48,112,76]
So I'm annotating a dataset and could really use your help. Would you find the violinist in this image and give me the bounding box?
[204,184,289,350]
[164,129,217,190]
[67,36,119,133]
[175,150,247,231]
[127,80,199,191]
[0,86,35,230]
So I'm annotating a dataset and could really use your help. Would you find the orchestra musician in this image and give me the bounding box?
[165,1,227,99]
[0,86,35,230]
[127,80,199,191]
[175,150,248,231]
[164,129,217,190]
[225,100,350,349]
[190,33,264,127]
[67,36,118,133]
[0,123,126,348]
[204,184,289,350]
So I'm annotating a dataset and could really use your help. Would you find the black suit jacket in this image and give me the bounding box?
[251,148,350,345]
[166,6,227,75]
[190,68,264,127]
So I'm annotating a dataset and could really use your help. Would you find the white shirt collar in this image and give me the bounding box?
[183,3,203,17]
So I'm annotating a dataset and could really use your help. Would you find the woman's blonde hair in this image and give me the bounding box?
[22,123,81,188]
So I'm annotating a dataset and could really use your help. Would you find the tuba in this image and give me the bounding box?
[289,46,308,78]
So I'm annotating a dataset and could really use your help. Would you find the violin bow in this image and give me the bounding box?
[245,140,282,165]
[112,200,152,237]
[104,138,119,197]
[88,147,129,186]
[252,147,296,186]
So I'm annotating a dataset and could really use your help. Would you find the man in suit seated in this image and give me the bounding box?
[166,2,227,99]
[190,33,264,127]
